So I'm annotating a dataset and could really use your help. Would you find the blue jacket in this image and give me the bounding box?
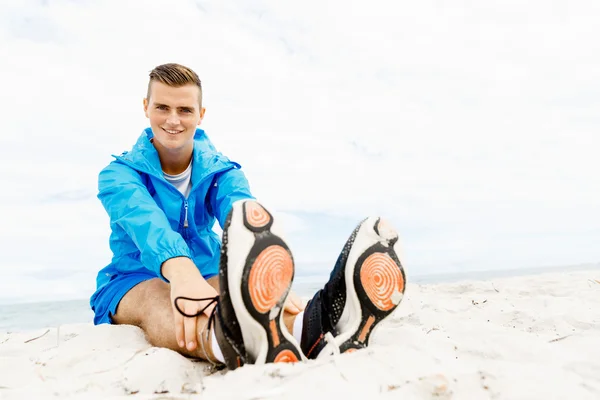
[93,128,254,291]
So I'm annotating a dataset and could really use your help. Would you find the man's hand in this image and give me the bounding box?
[162,257,218,352]
[284,290,305,315]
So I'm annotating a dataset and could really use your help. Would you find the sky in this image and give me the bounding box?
[0,0,599,304]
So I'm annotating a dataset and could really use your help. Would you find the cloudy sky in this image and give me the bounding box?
[0,0,599,304]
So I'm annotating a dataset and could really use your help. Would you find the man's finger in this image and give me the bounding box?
[184,313,198,351]
[286,290,304,312]
[284,297,300,314]
[197,281,218,317]
[172,306,185,348]
[182,301,200,351]
[291,291,305,311]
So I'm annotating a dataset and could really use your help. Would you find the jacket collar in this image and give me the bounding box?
[116,127,230,183]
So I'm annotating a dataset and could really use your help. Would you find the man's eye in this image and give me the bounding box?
[157,105,167,110]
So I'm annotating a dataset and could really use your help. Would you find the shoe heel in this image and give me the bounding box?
[359,251,405,312]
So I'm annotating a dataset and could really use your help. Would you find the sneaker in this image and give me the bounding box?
[301,217,406,358]
[216,199,304,369]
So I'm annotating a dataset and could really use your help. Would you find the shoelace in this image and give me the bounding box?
[323,331,348,380]
[174,295,250,368]
[174,295,219,319]
[323,332,341,357]
[174,295,220,364]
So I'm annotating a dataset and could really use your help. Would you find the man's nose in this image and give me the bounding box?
[166,112,180,125]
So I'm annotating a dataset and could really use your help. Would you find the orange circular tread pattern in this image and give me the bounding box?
[245,201,271,228]
[248,246,294,313]
[360,252,404,311]
[274,350,299,363]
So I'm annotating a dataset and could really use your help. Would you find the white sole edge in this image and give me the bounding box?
[224,200,302,364]
[225,201,269,363]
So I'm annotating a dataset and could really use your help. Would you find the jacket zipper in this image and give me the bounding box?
[183,200,189,228]
[115,156,235,233]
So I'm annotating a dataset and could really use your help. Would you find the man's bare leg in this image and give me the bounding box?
[112,276,220,360]
[112,276,299,361]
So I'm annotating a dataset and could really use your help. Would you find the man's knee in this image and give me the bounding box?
[112,278,170,326]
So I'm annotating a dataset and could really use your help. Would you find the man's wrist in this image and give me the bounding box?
[161,256,199,282]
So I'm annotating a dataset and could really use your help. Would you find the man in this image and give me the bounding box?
[90,63,406,369]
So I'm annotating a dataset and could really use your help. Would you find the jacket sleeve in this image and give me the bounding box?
[209,164,255,229]
[98,161,192,280]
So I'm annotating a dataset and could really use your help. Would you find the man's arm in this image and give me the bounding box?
[208,165,305,314]
[98,161,192,279]
[209,164,255,228]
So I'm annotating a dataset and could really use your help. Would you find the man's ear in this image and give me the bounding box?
[143,98,150,118]
[198,107,206,126]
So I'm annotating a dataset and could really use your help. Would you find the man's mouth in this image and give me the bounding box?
[163,128,183,134]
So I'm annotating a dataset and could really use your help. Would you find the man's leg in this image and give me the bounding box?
[111,275,220,361]
[111,273,299,362]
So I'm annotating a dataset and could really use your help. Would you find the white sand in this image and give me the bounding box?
[1,269,599,400]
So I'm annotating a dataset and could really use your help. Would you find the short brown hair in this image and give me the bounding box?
[146,63,203,107]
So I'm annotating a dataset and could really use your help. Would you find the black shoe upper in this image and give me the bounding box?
[300,222,363,359]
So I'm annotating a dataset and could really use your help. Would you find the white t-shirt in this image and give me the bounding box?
[163,161,192,198]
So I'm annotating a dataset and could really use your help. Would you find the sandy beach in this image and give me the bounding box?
[1,269,599,400]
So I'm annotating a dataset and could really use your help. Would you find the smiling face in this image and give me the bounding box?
[143,81,205,159]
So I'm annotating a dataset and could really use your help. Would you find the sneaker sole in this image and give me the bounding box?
[334,217,406,353]
[222,200,304,364]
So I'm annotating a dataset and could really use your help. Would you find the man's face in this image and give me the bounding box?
[143,81,205,155]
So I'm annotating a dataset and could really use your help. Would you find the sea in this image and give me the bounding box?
[1,264,598,332]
